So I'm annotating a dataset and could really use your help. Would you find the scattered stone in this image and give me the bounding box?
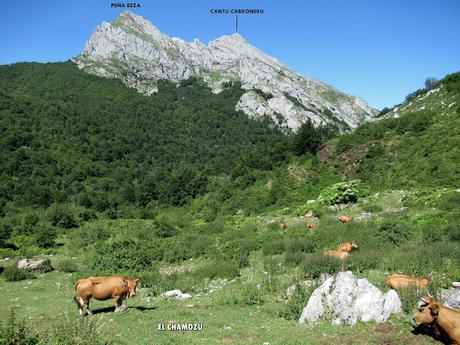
[440,288,460,309]
[355,212,372,221]
[384,207,407,215]
[453,282,460,289]
[299,271,401,326]
[328,204,347,212]
[160,289,192,300]
[306,200,316,204]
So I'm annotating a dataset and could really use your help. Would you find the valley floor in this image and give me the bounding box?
[0,271,440,345]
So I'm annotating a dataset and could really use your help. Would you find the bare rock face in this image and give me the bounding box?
[75,11,377,131]
[17,258,44,270]
[299,271,401,326]
[440,288,460,309]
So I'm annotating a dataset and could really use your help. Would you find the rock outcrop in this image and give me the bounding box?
[299,271,401,326]
[75,11,377,131]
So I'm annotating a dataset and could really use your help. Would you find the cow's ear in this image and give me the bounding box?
[429,303,439,317]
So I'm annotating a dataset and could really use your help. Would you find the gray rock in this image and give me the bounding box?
[440,288,460,309]
[453,282,460,289]
[17,259,44,271]
[299,271,401,326]
[160,289,182,298]
[355,212,372,221]
[74,12,377,132]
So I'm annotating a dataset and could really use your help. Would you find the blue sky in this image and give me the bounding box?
[1,0,459,109]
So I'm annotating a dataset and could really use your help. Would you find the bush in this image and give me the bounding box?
[36,258,54,273]
[34,224,56,248]
[318,180,360,205]
[0,309,41,345]
[195,260,240,280]
[301,254,341,278]
[277,282,316,321]
[214,282,264,306]
[56,259,78,273]
[90,239,159,273]
[262,239,284,255]
[284,251,305,266]
[443,223,460,241]
[377,220,413,244]
[46,315,109,345]
[47,204,78,229]
[3,266,35,282]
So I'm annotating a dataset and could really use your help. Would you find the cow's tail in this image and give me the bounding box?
[74,280,81,291]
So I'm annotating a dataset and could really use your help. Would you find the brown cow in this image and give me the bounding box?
[307,223,317,229]
[339,215,354,223]
[385,274,431,291]
[305,211,313,218]
[74,276,139,315]
[413,296,460,344]
[337,241,359,253]
[323,250,350,260]
[280,223,288,230]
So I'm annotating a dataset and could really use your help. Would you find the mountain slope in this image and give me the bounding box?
[75,11,377,131]
[0,62,285,207]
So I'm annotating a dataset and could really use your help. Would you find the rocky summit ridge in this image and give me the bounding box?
[75,11,377,130]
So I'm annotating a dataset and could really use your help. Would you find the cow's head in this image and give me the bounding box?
[351,241,359,249]
[413,296,439,326]
[122,278,140,298]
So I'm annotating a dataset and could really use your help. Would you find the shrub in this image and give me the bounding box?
[46,315,109,345]
[284,251,305,266]
[262,239,284,255]
[138,270,161,288]
[36,259,54,273]
[301,254,341,278]
[34,224,56,248]
[318,180,360,205]
[3,266,35,282]
[277,282,316,321]
[443,223,460,241]
[214,282,264,306]
[0,309,41,345]
[90,239,159,273]
[195,260,240,280]
[56,259,78,273]
[47,204,78,229]
[285,237,315,254]
[377,220,413,244]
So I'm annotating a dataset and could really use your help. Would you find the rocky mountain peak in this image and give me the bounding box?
[75,11,378,130]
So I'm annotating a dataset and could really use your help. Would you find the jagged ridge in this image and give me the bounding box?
[75,11,378,130]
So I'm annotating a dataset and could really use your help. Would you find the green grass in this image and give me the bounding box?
[0,271,440,345]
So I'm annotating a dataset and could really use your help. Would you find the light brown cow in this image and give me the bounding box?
[339,215,354,223]
[385,274,431,291]
[323,250,350,260]
[74,276,139,315]
[413,296,460,344]
[280,223,288,230]
[305,211,313,218]
[307,223,317,229]
[337,241,359,253]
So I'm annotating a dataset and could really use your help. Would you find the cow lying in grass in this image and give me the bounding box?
[385,274,431,291]
[74,276,139,316]
[339,215,353,223]
[413,296,460,344]
[323,250,350,260]
[337,241,359,253]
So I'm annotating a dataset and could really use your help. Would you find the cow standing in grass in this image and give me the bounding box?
[74,276,139,316]
[337,241,359,253]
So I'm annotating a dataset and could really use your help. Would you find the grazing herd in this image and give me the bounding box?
[68,212,459,344]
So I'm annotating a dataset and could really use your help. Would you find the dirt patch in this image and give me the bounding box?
[316,143,336,162]
[376,323,395,333]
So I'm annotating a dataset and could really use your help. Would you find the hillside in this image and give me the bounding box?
[0,66,459,344]
[75,11,377,131]
[0,61,285,209]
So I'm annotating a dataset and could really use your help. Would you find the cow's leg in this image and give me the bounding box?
[81,297,92,316]
[114,296,124,312]
[73,296,84,316]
